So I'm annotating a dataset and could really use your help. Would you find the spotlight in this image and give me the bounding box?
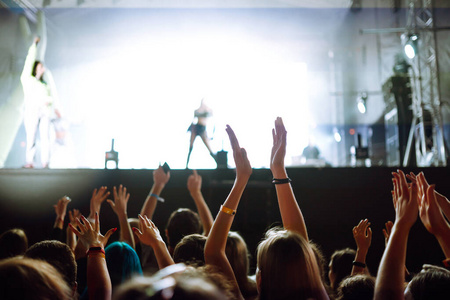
[357,92,368,114]
[401,33,419,59]
[333,128,342,143]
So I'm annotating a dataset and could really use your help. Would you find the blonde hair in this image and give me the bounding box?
[257,228,324,300]
[0,257,73,300]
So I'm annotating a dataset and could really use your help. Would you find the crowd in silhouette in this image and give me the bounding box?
[0,117,449,300]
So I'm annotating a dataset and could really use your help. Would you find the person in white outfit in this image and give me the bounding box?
[21,37,61,168]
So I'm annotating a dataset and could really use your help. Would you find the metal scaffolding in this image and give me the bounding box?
[403,0,446,166]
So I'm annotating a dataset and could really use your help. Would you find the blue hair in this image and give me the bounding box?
[105,241,143,288]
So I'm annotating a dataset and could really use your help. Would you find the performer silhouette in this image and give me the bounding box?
[186,99,216,168]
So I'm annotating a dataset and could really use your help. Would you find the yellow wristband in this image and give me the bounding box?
[220,205,236,216]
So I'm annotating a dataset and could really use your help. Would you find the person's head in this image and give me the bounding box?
[105,241,143,289]
[113,264,228,300]
[24,240,77,291]
[328,248,356,290]
[0,257,73,300]
[336,274,375,300]
[0,228,28,259]
[225,231,257,298]
[404,265,450,300]
[166,208,202,253]
[173,234,206,266]
[256,228,324,300]
[32,60,45,80]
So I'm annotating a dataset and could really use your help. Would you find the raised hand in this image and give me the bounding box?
[391,170,418,229]
[89,187,110,221]
[187,170,202,195]
[69,214,116,249]
[382,221,394,246]
[54,195,71,222]
[107,185,130,217]
[154,165,170,187]
[133,214,174,269]
[68,209,81,228]
[226,125,252,181]
[133,214,164,247]
[270,117,287,175]
[353,219,372,252]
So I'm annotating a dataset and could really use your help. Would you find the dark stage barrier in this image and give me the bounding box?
[0,167,448,274]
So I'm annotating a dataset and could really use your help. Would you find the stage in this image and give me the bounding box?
[0,166,448,274]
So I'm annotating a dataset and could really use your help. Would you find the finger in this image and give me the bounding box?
[113,186,118,200]
[367,227,372,239]
[106,199,115,209]
[132,227,142,237]
[125,193,130,202]
[193,169,198,176]
[226,125,240,151]
[68,223,80,236]
[75,217,85,232]
[272,128,277,146]
[94,213,99,232]
[103,227,117,244]
[382,229,388,239]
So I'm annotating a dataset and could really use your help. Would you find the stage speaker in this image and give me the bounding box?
[216,150,228,169]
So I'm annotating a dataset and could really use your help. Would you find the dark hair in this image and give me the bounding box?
[336,274,375,300]
[0,228,28,259]
[105,241,143,289]
[173,234,206,266]
[407,267,450,299]
[24,240,77,288]
[329,248,356,290]
[0,257,73,300]
[32,60,44,80]
[166,209,202,249]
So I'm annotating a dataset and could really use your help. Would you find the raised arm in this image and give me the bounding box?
[351,219,372,275]
[416,173,450,259]
[374,170,418,300]
[204,125,252,300]
[140,166,170,219]
[88,186,110,222]
[69,214,116,300]
[107,185,135,249]
[187,170,214,236]
[20,37,39,83]
[66,209,81,252]
[133,214,174,269]
[270,117,308,239]
[50,196,71,242]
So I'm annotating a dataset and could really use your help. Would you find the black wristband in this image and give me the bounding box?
[352,261,366,268]
[272,178,292,184]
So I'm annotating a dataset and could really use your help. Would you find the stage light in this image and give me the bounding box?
[333,128,342,143]
[357,92,368,114]
[402,33,418,59]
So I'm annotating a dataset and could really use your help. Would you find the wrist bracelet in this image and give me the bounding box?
[220,205,236,216]
[352,261,366,268]
[272,178,292,184]
[87,247,105,255]
[148,193,165,203]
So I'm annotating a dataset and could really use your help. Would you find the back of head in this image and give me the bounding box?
[106,241,143,288]
[329,248,356,290]
[0,228,28,259]
[173,234,206,266]
[336,274,375,300]
[24,239,77,289]
[406,266,450,299]
[166,209,202,249]
[0,257,72,300]
[226,231,257,298]
[113,264,228,300]
[257,229,323,300]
